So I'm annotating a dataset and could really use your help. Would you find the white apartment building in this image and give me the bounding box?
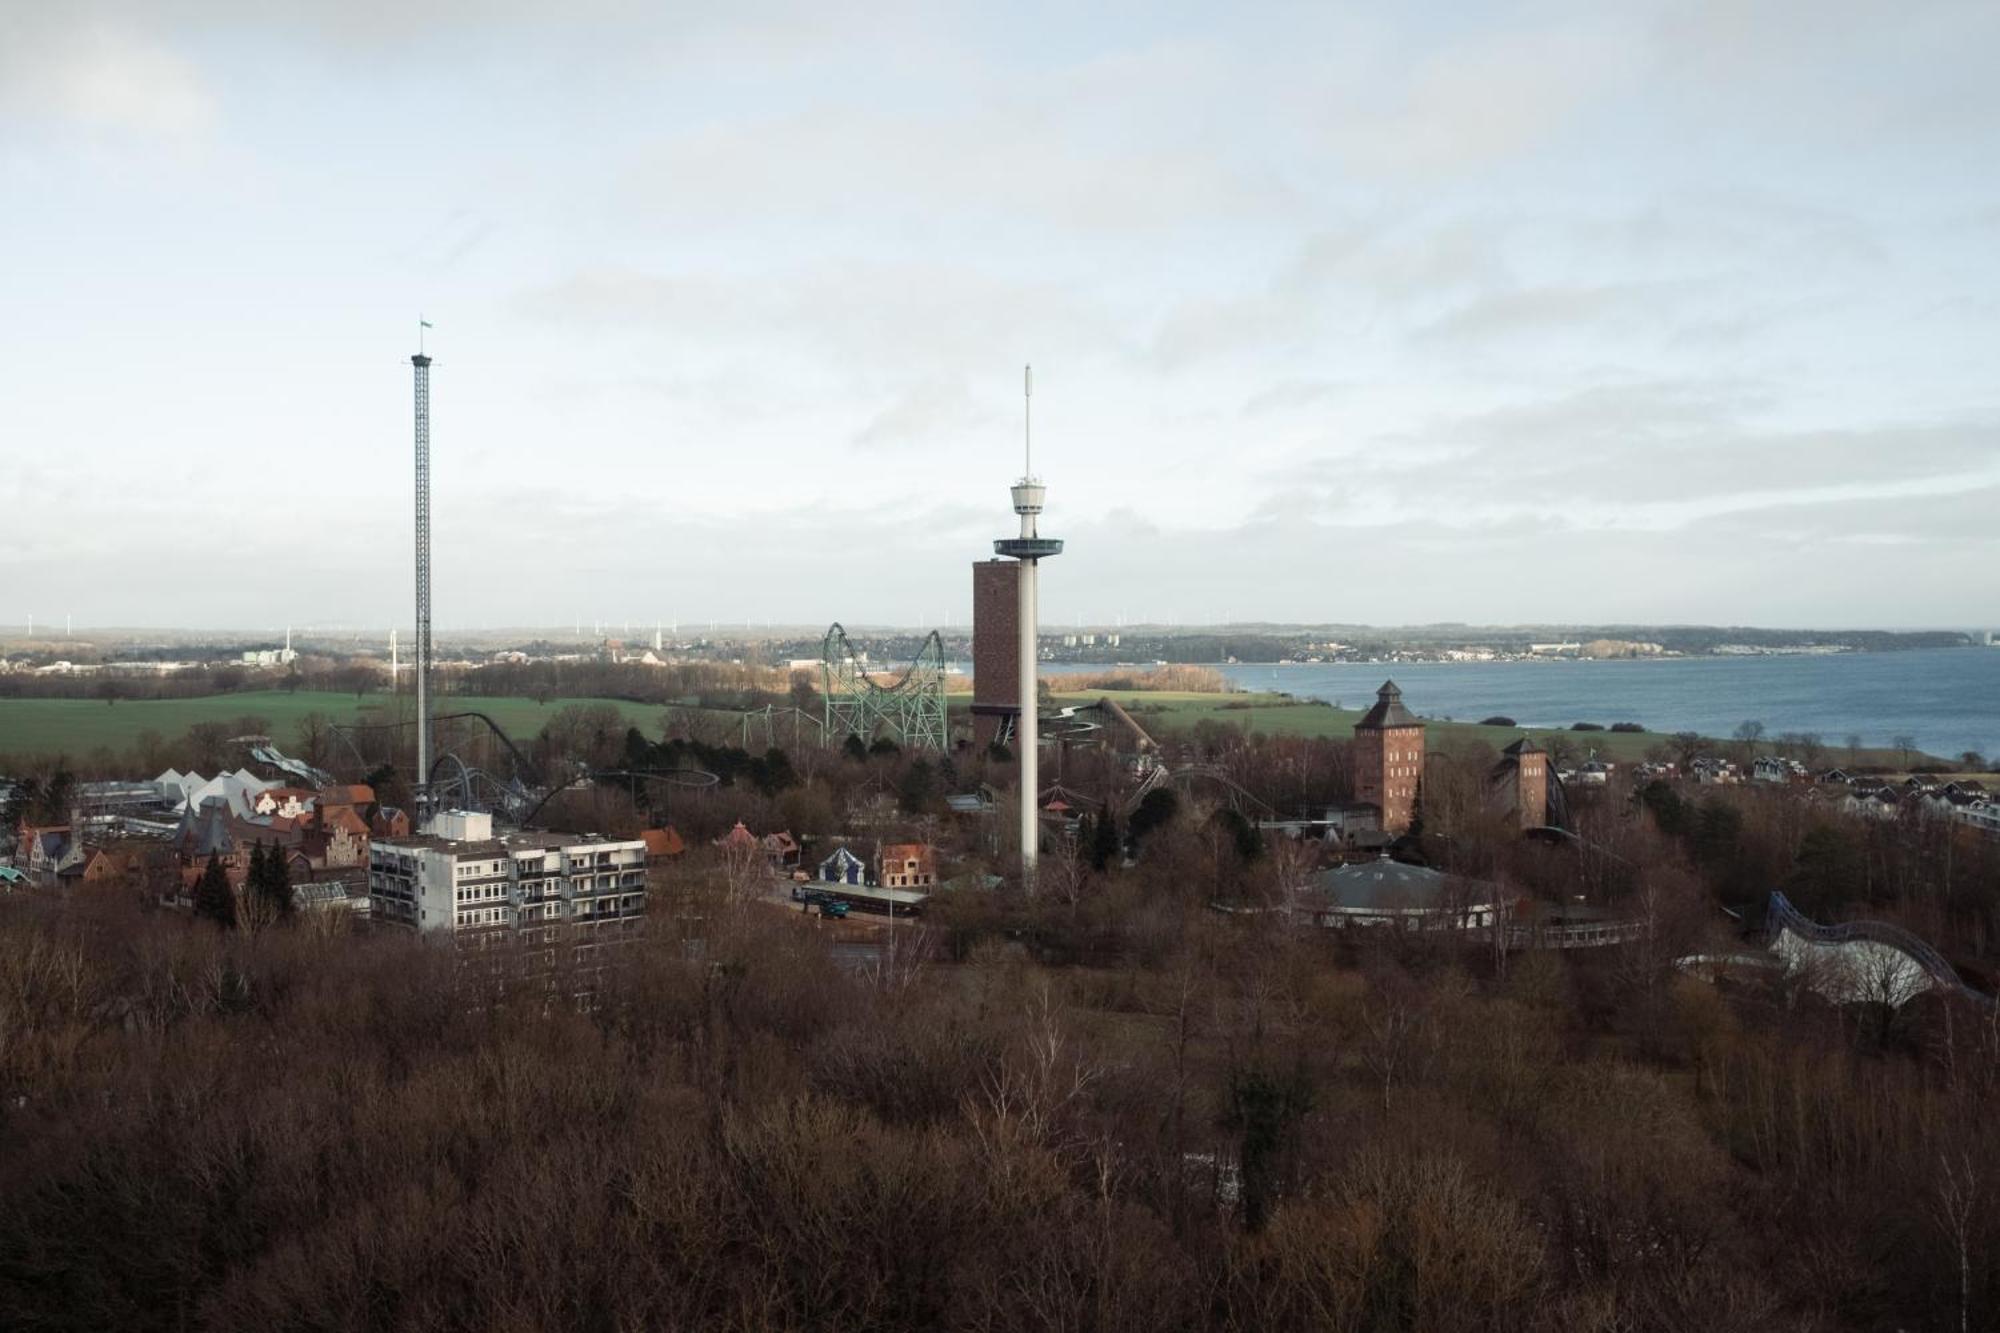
[368,809,648,935]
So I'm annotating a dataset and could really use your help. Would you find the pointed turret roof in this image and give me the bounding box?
[1355,679,1419,730]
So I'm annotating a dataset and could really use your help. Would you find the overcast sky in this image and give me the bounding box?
[3,0,1997,634]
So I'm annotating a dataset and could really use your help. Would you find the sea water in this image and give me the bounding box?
[1213,648,2000,760]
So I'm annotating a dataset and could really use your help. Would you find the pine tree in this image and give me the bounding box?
[897,758,940,814]
[1089,809,1121,871]
[258,842,294,919]
[194,851,236,930]
[1395,777,1429,864]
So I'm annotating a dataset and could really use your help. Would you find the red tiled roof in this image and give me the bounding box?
[322,806,369,836]
[878,843,936,873]
[641,827,686,857]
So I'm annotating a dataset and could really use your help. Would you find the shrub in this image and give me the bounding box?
[1043,665,1232,693]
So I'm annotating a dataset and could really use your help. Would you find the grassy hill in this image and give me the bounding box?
[1042,688,1665,760]
[0,691,680,762]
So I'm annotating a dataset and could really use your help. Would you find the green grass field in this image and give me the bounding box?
[1041,688,1666,760]
[0,691,684,762]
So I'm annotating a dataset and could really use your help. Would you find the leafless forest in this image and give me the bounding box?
[6,718,2000,1330]
[1,892,1996,1327]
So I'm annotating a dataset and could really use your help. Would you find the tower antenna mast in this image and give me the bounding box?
[1023,363,1032,478]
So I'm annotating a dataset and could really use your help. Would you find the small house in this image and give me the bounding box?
[761,830,801,869]
[876,843,937,890]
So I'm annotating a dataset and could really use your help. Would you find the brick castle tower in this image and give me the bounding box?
[1354,679,1425,835]
[970,558,1020,747]
[1491,737,1549,829]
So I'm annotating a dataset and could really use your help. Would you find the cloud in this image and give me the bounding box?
[0,19,217,140]
[1319,24,1641,175]
[1241,379,1350,416]
[6,1,1999,628]
[620,99,1297,234]
[1418,280,1696,344]
[852,379,996,451]
[517,262,1123,378]
[1685,481,2000,547]
[1250,375,2000,547]
[1148,218,1510,367]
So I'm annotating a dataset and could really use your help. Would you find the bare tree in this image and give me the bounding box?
[1931,1148,1979,1333]
[1266,836,1315,917]
[293,711,335,771]
[967,980,1099,1149]
[869,920,933,994]
[1039,830,1090,914]
[1361,984,1425,1112]
[718,841,766,907]
[1732,720,1765,768]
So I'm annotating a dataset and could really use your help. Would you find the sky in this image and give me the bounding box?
[2,0,1997,633]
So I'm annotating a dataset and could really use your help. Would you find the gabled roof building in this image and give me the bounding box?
[876,843,937,889]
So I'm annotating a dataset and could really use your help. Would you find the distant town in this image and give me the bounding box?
[0,620,1984,680]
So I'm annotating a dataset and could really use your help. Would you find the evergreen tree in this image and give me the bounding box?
[898,758,940,814]
[257,842,294,920]
[1222,1061,1315,1233]
[1089,809,1121,871]
[1128,788,1179,852]
[1213,808,1263,863]
[194,852,236,930]
[842,734,870,762]
[754,747,799,796]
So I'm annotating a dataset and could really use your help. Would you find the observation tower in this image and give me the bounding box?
[992,365,1062,882]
